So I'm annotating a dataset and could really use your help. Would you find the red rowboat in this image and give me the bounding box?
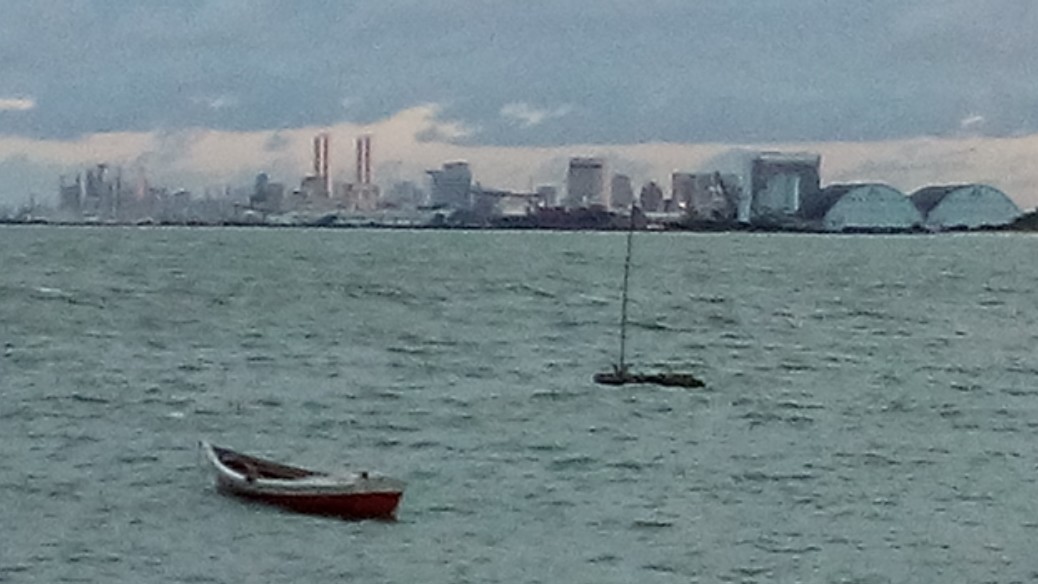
[200,441,404,520]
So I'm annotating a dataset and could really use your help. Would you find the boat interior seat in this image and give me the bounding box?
[218,450,317,480]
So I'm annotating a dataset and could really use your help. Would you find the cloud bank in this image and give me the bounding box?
[1,105,1036,210]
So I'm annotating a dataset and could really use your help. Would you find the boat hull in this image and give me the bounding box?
[593,369,705,388]
[201,441,404,521]
[592,371,626,385]
[216,477,402,519]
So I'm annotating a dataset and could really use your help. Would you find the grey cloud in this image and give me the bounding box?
[263,132,291,153]
[2,0,1038,144]
[138,130,199,168]
[414,123,465,144]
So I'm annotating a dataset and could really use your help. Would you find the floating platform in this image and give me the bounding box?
[593,367,705,388]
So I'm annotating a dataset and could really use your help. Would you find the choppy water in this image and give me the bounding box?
[2,225,1037,583]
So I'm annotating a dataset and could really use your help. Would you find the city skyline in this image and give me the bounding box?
[2,1,1037,208]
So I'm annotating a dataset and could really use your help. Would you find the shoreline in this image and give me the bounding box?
[0,216,1029,234]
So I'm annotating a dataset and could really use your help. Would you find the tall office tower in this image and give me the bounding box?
[565,157,606,208]
[610,174,634,210]
[746,151,821,221]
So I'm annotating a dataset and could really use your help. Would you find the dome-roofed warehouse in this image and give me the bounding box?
[800,183,922,232]
[910,184,1021,230]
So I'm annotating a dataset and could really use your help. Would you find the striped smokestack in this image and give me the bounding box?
[363,135,372,185]
[355,135,372,185]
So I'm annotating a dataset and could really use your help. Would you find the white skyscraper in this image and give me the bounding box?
[565,157,607,208]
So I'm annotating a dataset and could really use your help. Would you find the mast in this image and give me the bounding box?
[617,207,635,372]
[595,205,705,388]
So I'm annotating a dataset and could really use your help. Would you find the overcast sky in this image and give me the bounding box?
[1,0,1037,206]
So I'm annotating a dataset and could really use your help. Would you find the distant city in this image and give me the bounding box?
[1,132,1029,232]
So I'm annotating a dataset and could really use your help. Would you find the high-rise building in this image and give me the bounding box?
[747,151,820,221]
[671,172,696,210]
[427,161,473,209]
[82,164,120,218]
[565,157,606,208]
[610,174,634,210]
[673,172,740,221]
[250,173,285,213]
[58,175,82,214]
[639,181,664,212]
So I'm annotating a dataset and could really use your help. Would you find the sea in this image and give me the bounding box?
[1,225,1037,583]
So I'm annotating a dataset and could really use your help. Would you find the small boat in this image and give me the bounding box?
[594,207,705,389]
[200,441,404,520]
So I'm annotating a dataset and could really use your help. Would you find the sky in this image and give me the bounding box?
[1,0,1037,209]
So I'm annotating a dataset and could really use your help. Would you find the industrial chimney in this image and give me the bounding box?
[355,135,372,185]
[313,132,331,196]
